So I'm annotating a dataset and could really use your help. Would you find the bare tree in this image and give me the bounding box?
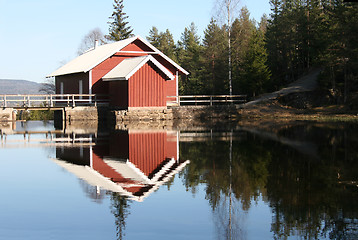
[214,0,241,96]
[77,28,107,55]
[39,78,55,94]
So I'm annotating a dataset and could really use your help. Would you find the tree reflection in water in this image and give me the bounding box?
[110,193,131,240]
[180,123,358,239]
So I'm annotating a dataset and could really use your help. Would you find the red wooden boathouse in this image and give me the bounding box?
[48,36,188,109]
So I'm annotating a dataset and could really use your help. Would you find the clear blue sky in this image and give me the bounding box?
[0,0,271,83]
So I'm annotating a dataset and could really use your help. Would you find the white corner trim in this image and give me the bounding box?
[125,55,175,80]
[176,71,179,100]
[89,70,92,94]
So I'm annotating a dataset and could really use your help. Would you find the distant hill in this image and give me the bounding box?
[0,79,41,94]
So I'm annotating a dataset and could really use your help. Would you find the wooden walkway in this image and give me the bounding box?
[168,95,246,106]
[1,94,245,109]
[0,94,109,109]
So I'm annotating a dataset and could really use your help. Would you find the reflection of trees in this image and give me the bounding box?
[180,134,270,211]
[78,179,106,204]
[180,123,358,239]
[110,193,131,240]
[268,124,358,239]
[180,132,271,239]
[214,192,246,240]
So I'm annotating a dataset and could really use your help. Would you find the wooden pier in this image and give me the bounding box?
[0,94,110,122]
[0,94,109,109]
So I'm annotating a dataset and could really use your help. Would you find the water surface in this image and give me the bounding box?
[0,121,357,239]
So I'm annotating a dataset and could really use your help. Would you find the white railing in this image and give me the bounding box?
[167,95,247,106]
[0,94,109,108]
[0,130,105,148]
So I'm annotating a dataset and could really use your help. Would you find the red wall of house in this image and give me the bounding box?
[122,39,154,52]
[91,52,147,95]
[91,55,124,95]
[152,55,179,101]
[128,62,167,108]
[166,77,177,102]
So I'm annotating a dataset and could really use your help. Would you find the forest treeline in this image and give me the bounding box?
[145,0,358,103]
[81,0,357,103]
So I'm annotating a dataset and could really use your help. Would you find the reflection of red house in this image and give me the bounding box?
[48,36,188,109]
[55,130,189,202]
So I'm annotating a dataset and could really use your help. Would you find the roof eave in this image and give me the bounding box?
[136,36,189,75]
[83,36,138,73]
[102,77,127,81]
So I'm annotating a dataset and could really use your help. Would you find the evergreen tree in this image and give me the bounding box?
[321,0,358,103]
[158,29,177,61]
[266,0,358,104]
[202,18,228,94]
[240,29,271,97]
[231,7,256,94]
[147,26,160,48]
[177,23,204,94]
[259,14,269,34]
[107,0,133,41]
[147,27,177,61]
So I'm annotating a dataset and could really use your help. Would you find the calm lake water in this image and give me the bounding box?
[0,121,357,240]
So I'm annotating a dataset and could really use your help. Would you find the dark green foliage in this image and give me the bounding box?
[239,29,272,97]
[107,0,133,41]
[177,23,205,95]
[202,19,228,94]
[171,7,272,96]
[143,1,357,105]
[147,27,177,61]
[320,1,358,103]
[17,109,54,121]
[266,0,358,102]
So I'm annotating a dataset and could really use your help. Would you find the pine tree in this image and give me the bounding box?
[147,26,160,48]
[321,0,358,103]
[202,18,228,94]
[240,29,271,97]
[231,7,256,94]
[107,0,133,41]
[147,27,177,61]
[158,29,177,61]
[177,23,204,94]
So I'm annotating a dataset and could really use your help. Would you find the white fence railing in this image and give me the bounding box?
[0,94,109,108]
[167,95,246,106]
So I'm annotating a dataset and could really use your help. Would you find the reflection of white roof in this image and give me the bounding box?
[102,55,175,81]
[52,157,190,202]
[47,35,188,77]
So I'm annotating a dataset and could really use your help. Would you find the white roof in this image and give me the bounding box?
[52,157,190,202]
[102,55,175,81]
[48,35,188,77]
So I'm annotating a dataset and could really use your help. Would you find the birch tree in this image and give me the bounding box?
[214,0,241,96]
